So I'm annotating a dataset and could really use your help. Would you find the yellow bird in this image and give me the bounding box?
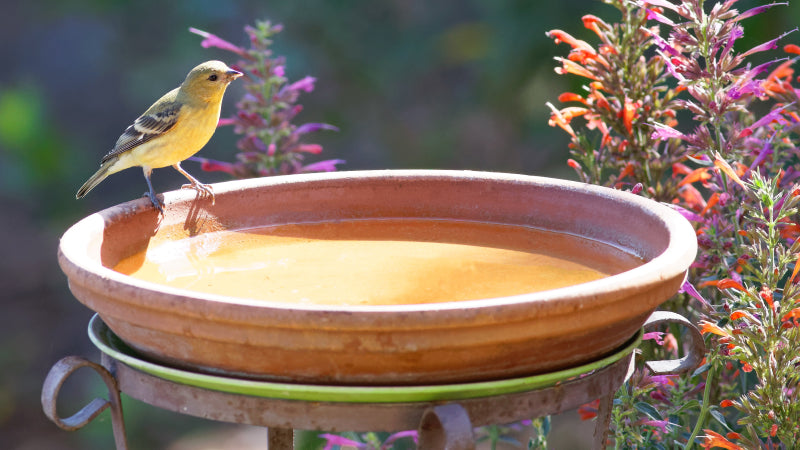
[76,60,242,212]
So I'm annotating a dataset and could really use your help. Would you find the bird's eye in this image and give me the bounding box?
[208,74,218,81]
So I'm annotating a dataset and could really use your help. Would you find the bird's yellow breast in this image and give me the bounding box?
[121,102,220,170]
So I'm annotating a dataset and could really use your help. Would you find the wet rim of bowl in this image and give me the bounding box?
[59,169,698,314]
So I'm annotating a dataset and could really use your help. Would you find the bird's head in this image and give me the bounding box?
[180,60,242,102]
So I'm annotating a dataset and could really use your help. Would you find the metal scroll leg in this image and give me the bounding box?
[643,310,706,375]
[267,427,293,449]
[418,404,475,450]
[592,392,614,450]
[41,355,128,450]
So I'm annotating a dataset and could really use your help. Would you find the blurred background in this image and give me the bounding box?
[1,0,796,448]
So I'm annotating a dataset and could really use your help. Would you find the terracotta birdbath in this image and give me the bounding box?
[57,170,696,385]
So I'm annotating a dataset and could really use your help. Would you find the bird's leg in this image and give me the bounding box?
[142,167,164,213]
[173,162,215,205]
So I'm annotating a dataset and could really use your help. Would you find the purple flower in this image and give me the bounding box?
[668,204,705,223]
[188,157,236,175]
[735,3,787,22]
[381,430,418,449]
[189,27,250,58]
[300,159,346,173]
[643,419,670,433]
[295,122,340,135]
[678,277,709,305]
[650,123,687,141]
[742,29,797,58]
[318,433,365,450]
[645,8,675,26]
[750,132,777,170]
[286,76,316,93]
[749,106,790,130]
[644,331,666,345]
[639,0,679,13]
[646,29,682,57]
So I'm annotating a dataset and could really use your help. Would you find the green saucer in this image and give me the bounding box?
[88,314,640,404]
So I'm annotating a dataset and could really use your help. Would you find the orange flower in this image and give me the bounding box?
[589,87,610,110]
[699,320,731,337]
[672,162,693,176]
[558,92,586,104]
[581,15,608,37]
[678,167,712,187]
[760,286,775,312]
[618,162,636,180]
[713,154,747,189]
[700,192,720,216]
[701,429,743,449]
[720,399,735,408]
[546,102,576,136]
[787,255,800,286]
[620,99,637,135]
[677,184,707,210]
[547,29,596,54]
[555,58,598,80]
[559,107,590,121]
[782,307,800,322]
[717,278,746,291]
[577,399,600,420]
[729,310,748,321]
[785,43,800,55]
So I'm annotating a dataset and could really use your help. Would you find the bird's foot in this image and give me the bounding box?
[143,191,165,213]
[181,181,215,205]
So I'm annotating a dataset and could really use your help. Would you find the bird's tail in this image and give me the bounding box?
[76,157,118,199]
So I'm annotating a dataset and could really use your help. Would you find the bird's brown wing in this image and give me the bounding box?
[101,101,182,163]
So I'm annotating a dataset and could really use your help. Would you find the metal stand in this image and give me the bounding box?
[42,311,703,449]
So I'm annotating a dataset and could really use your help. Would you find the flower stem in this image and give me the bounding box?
[685,364,716,449]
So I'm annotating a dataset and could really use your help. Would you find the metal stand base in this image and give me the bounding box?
[42,311,703,449]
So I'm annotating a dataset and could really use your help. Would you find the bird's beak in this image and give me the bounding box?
[227,69,243,81]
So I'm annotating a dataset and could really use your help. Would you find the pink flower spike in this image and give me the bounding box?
[189,27,250,58]
[678,277,709,305]
[644,331,665,345]
[295,122,340,135]
[318,433,365,450]
[668,204,705,223]
[189,157,236,175]
[287,76,316,93]
[643,419,670,433]
[650,123,686,141]
[735,3,787,22]
[640,0,680,13]
[749,106,790,130]
[300,159,346,173]
[274,65,285,78]
[742,29,797,58]
[217,117,237,127]
[381,430,418,449]
[645,8,675,26]
[296,144,323,154]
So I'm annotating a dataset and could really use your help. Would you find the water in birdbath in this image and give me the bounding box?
[114,218,641,306]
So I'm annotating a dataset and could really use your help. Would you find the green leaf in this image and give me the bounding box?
[674,399,701,415]
[710,408,734,432]
[691,362,710,377]
[635,402,664,420]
